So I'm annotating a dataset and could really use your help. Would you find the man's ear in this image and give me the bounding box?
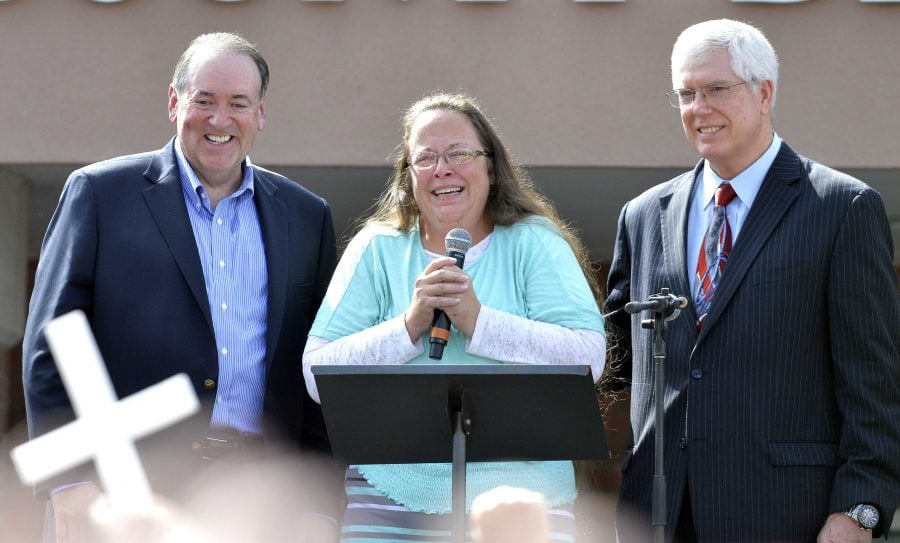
[167,85,179,123]
[257,98,267,131]
[758,79,775,114]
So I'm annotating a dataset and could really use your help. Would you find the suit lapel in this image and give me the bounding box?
[142,140,214,332]
[253,169,287,373]
[696,143,803,343]
[660,164,702,332]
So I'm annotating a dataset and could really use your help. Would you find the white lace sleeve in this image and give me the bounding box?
[467,306,606,383]
[302,315,423,403]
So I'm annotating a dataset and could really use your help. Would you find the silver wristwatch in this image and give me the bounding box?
[844,504,879,530]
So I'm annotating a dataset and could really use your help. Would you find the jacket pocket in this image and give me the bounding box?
[767,441,840,467]
[750,262,811,286]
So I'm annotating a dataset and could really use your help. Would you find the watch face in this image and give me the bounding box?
[858,505,879,530]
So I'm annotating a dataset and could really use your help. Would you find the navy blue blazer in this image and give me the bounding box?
[23,139,337,504]
[605,143,899,540]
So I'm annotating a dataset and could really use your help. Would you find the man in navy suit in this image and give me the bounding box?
[605,19,899,542]
[23,33,338,541]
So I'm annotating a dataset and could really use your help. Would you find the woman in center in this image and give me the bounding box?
[303,91,605,543]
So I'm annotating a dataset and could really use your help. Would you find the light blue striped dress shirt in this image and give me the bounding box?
[174,139,268,435]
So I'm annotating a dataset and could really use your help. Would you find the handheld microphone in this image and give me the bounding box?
[429,228,473,360]
[624,293,689,321]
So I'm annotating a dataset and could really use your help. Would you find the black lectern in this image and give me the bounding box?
[312,364,609,543]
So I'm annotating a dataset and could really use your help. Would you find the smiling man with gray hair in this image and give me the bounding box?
[605,18,899,542]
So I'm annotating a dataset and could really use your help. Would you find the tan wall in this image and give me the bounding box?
[2,0,899,169]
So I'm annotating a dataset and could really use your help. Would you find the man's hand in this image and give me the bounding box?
[817,512,873,543]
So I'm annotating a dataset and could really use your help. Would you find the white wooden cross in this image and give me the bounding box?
[11,310,200,512]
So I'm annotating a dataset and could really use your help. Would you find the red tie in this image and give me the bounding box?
[694,183,737,329]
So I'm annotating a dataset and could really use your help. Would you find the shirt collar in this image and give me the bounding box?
[700,132,783,210]
[174,135,255,205]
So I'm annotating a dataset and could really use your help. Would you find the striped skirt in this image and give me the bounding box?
[341,466,577,543]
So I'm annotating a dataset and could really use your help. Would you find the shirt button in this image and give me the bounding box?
[221,347,228,355]
[679,436,688,449]
[691,368,703,379]
[221,303,227,311]
[203,379,216,390]
[217,218,223,225]
[218,260,225,268]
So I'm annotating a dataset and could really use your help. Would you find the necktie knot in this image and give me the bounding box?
[715,183,737,207]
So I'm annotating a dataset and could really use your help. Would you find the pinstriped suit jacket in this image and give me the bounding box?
[605,142,900,541]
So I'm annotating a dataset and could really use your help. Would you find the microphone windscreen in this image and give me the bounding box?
[445,228,473,254]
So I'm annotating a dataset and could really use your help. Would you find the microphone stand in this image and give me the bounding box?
[624,288,686,543]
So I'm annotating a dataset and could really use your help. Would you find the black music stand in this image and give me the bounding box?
[312,364,609,543]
